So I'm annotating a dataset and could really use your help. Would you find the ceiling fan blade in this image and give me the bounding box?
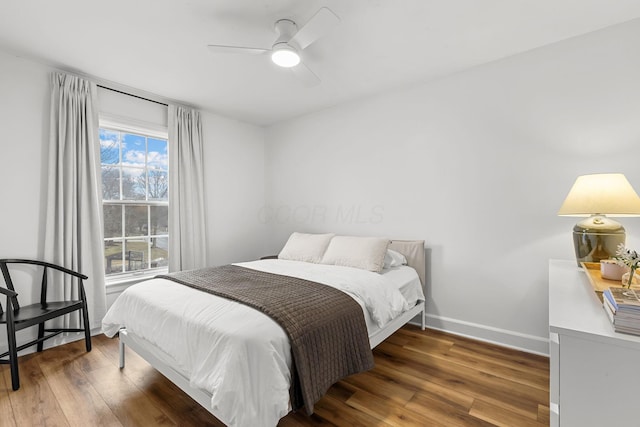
[207,44,269,55]
[291,62,320,87]
[289,7,340,50]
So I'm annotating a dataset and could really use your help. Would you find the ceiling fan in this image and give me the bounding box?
[207,7,340,86]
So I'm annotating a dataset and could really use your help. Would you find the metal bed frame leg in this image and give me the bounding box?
[421,304,426,331]
[119,336,125,368]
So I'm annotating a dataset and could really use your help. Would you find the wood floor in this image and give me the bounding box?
[0,325,549,426]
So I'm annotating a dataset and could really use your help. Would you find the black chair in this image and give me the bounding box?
[0,259,91,390]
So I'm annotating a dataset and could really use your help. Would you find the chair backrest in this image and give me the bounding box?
[0,259,88,314]
[0,261,23,314]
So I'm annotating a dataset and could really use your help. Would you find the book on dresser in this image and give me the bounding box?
[602,287,640,335]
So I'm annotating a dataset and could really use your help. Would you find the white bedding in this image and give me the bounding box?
[102,260,424,427]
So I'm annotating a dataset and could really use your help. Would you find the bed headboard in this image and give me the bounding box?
[388,240,425,287]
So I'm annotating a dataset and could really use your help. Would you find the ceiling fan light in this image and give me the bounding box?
[271,44,300,68]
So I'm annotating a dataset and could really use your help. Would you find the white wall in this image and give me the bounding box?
[264,19,640,354]
[0,51,50,261]
[202,110,267,265]
[0,51,56,352]
[98,86,168,127]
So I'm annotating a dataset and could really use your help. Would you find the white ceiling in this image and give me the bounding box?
[2,1,640,126]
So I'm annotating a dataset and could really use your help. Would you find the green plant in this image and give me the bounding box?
[615,244,640,288]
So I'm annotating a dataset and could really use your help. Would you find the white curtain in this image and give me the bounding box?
[168,104,208,272]
[44,73,107,328]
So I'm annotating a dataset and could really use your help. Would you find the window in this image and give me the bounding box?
[99,125,169,277]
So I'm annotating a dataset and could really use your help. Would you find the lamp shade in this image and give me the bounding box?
[558,173,640,217]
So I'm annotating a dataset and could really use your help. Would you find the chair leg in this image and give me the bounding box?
[82,301,91,352]
[36,322,45,352]
[7,321,19,390]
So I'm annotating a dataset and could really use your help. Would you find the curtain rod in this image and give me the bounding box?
[97,85,169,107]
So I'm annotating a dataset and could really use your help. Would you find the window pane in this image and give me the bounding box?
[125,205,148,237]
[122,167,146,200]
[104,240,123,274]
[102,167,121,200]
[150,205,168,235]
[100,129,120,165]
[100,125,169,277]
[147,170,168,201]
[148,138,168,170]
[151,237,169,268]
[122,133,146,167]
[103,204,122,238]
[124,238,148,272]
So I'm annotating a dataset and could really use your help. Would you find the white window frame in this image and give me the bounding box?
[99,114,169,286]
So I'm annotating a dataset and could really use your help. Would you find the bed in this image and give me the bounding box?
[102,238,426,427]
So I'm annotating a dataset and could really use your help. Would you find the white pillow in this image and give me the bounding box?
[278,232,335,263]
[383,249,408,269]
[321,236,390,273]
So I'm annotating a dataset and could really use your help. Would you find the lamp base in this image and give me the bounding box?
[572,215,625,266]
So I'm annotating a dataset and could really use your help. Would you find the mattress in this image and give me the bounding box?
[102,259,424,427]
[380,265,425,308]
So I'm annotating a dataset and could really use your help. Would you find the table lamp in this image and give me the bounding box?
[558,173,640,266]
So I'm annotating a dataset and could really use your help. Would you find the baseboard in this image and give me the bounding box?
[408,313,549,356]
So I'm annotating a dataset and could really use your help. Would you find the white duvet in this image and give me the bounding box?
[102,259,412,427]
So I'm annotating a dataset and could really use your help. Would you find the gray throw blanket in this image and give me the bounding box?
[156,265,374,414]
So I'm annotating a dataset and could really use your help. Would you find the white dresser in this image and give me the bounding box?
[549,260,640,426]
